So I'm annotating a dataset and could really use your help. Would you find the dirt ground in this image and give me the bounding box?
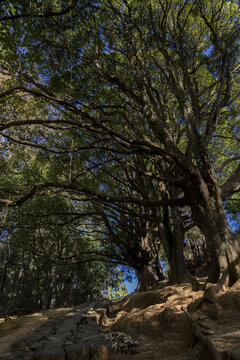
[0,307,73,354]
[101,282,240,360]
[0,281,240,360]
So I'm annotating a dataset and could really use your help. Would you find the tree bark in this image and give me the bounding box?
[170,205,197,284]
[186,175,240,287]
[135,263,159,292]
[0,258,8,294]
[159,206,197,285]
[168,236,196,285]
[153,256,165,281]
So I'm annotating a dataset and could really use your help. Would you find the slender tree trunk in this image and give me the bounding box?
[0,258,8,294]
[50,273,59,309]
[187,176,240,287]
[17,267,25,301]
[154,256,165,281]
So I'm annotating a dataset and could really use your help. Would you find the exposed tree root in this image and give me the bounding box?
[182,307,222,360]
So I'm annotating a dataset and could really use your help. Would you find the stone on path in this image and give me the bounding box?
[0,302,111,360]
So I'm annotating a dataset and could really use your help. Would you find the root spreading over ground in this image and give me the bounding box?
[0,281,240,360]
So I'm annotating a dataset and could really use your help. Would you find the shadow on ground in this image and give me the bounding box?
[0,301,111,360]
[0,283,240,360]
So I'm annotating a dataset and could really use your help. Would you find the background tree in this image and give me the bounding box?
[0,0,239,297]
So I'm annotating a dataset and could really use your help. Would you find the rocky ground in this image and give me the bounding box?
[0,281,240,360]
[0,301,111,359]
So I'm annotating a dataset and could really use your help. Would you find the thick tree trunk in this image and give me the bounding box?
[135,263,159,292]
[170,206,197,284]
[187,176,240,287]
[158,206,197,286]
[168,238,196,284]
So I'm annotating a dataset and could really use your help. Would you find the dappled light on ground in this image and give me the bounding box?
[101,284,240,360]
[0,284,240,359]
[0,308,73,354]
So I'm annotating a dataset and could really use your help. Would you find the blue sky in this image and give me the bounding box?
[125,277,138,294]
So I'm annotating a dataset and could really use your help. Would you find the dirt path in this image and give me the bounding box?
[0,284,240,360]
[0,308,72,354]
[0,302,110,360]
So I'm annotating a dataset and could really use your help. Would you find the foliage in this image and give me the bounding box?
[0,0,240,298]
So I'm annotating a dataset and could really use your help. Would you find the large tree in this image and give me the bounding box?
[0,0,240,291]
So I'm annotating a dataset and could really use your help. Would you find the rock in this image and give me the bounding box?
[17,333,49,347]
[65,342,90,360]
[1,302,112,360]
[0,351,32,360]
[32,350,65,360]
[32,340,65,360]
[82,334,103,342]
[90,344,111,360]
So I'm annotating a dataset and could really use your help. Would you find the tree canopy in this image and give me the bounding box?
[0,0,240,310]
